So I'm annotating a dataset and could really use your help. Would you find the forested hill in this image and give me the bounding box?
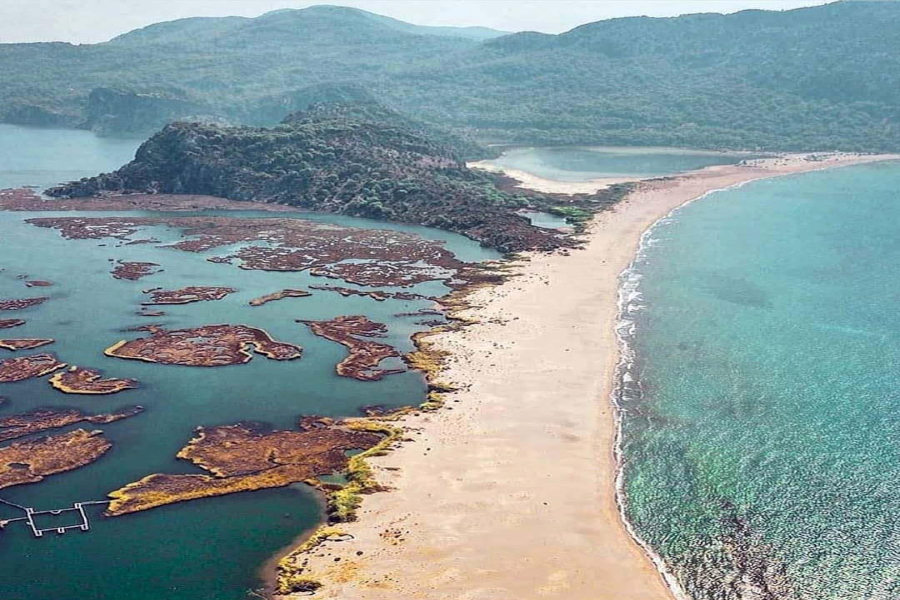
[105,6,505,46]
[45,102,623,253]
[4,2,900,151]
[0,6,486,134]
[439,0,900,149]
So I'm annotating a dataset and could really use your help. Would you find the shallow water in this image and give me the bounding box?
[618,161,900,600]
[488,146,761,182]
[517,210,570,230]
[0,125,498,599]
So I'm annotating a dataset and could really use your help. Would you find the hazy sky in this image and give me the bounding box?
[1,0,831,44]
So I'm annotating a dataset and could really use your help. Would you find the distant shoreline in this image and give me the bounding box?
[467,146,772,195]
[469,158,635,194]
[273,152,900,599]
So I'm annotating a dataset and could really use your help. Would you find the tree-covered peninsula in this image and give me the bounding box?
[47,102,625,252]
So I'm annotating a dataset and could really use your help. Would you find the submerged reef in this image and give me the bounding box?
[249,289,312,306]
[0,429,112,490]
[105,324,302,367]
[300,316,404,381]
[105,421,384,516]
[141,286,236,305]
[49,366,139,395]
[0,353,66,383]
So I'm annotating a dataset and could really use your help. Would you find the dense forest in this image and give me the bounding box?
[46,101,626,252]
[3,2,900,151]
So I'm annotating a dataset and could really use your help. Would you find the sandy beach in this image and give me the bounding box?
[468,159,635,194]
[284,153,898,600]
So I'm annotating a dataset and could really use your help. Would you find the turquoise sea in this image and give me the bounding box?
[0,125,497,600]
[618,161,900,599]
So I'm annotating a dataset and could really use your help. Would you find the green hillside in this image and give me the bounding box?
[0,6,481,133]
[46,101,624,252]
[2,2,900,150]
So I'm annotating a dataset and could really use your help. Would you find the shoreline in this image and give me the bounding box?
[274,153,899,599]
[258,486,330,595]
[608,154,900,597]
[468,159,635,194]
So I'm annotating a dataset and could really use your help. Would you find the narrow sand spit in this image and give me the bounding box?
[468,159,633,194]
[283,153,899,600]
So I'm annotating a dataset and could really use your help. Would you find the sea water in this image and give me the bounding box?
[617,161,900,600]
[0,125,498,600]
[487,146,761,182]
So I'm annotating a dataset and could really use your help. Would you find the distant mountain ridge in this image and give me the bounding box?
[106,6,506,47]
[3,2,900,151]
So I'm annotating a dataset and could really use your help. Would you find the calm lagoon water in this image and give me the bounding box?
[0,123,142,190]
[0,125,497,599]
[618,161,900,600]
[489,146,760,182]
[517,209,571,231]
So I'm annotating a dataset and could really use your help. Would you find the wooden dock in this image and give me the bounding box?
[0,498,109,537]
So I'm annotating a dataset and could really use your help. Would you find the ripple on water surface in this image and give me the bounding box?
[618,161,900,600]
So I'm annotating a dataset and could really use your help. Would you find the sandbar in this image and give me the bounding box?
[469,159,636,194]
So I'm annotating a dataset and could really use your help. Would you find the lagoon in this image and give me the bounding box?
[0,125,496,599]
[487,146,761,182]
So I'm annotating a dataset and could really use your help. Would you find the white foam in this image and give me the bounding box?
[606,182,759,600]
[606,163,896,599]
